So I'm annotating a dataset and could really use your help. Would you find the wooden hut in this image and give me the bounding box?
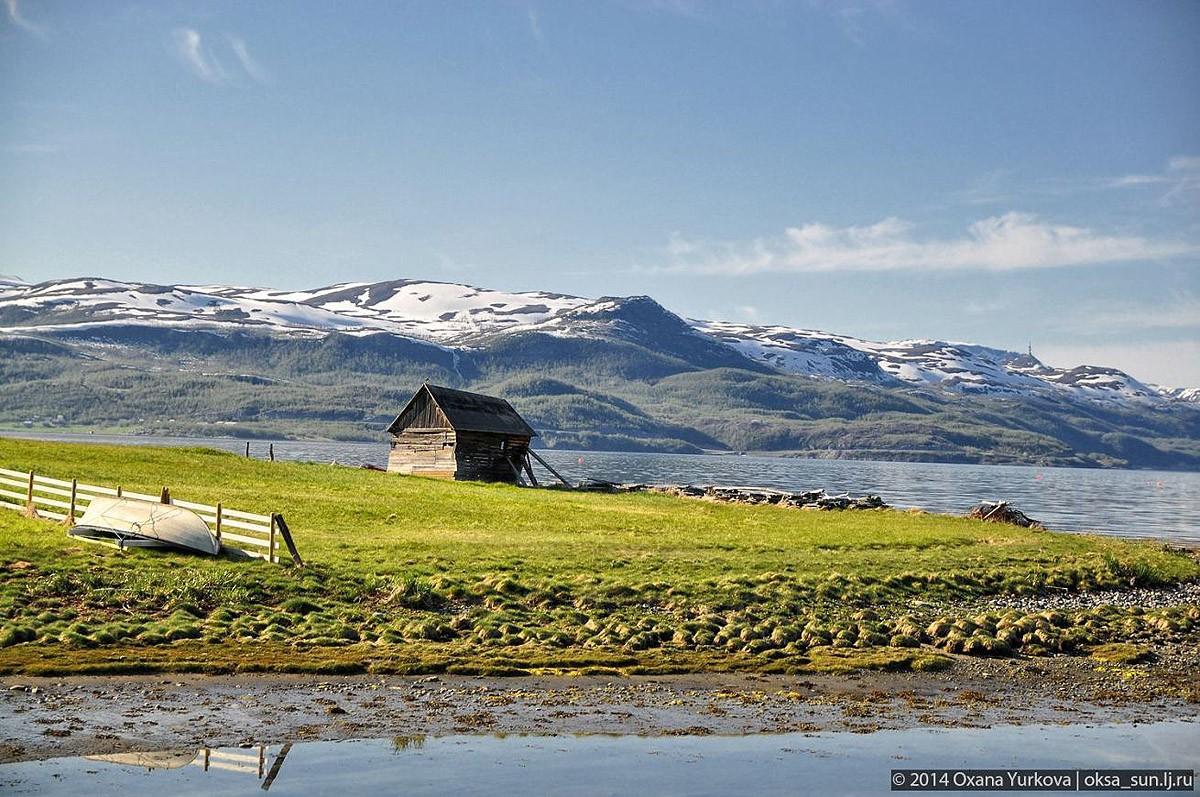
[386,384,538,482]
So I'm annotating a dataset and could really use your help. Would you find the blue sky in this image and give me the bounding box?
[2,1,1198,385]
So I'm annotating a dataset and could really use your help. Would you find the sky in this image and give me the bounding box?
[2,0,1199,386]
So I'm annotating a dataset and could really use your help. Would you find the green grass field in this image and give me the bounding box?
[0,438,1196,676]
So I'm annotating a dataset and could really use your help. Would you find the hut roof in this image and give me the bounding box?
[387,384,538,438]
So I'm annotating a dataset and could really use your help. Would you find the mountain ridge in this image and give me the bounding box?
[2,276,1198,470]
[1,275,1193,403]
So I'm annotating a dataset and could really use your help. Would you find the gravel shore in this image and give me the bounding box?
[975,581,1200,612]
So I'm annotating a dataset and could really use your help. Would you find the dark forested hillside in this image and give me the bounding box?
[3,325,1198,469]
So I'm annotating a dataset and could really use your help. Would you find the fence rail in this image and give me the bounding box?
[0,466,301,566]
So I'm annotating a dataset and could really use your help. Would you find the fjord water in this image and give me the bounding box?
[2,722,1196,797]
[6,432,1200,543]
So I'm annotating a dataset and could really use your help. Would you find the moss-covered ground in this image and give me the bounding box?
[0,438,1196,676]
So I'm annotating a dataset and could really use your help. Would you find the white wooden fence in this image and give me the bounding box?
[0,466,302,565]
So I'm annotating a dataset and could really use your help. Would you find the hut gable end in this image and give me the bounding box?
[388,387,451,433]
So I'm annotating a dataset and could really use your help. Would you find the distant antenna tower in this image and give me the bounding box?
[1027,342,1033,357]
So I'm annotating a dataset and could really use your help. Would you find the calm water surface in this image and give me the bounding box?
[1,722,1196,796]
[4,432,1200,543]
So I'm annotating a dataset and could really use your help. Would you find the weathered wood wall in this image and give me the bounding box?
[387,430,458,478]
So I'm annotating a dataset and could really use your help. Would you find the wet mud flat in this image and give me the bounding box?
[2,646,1198,763]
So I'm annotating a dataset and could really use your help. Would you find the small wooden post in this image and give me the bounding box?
[160,486,171,504]
[23,470,36,518]
[269,443,275,462]
[505,456,527,486]
[273,514,304,567]
[269,513,278,564]
[116,485,123,498]
[258,744,265,778]
[64,478,77,527]
[245,441,251,458]
[215,502,223,543]
[203,747,210,771]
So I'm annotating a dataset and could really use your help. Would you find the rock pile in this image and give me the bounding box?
[594,483,888,510]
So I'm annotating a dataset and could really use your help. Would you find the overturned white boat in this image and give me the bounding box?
[70,497,221,556]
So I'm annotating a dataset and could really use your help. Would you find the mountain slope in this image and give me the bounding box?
[1,276,1197,468]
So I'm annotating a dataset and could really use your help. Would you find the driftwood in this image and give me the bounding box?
[968,500,1044,529]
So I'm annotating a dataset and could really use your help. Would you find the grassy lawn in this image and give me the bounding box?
[0,438,1196,676]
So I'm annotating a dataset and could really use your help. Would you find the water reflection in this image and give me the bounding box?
[3,722,1197,797]
[85,742,293,789]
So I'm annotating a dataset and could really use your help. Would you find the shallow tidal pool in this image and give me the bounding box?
[1,721,1196,796]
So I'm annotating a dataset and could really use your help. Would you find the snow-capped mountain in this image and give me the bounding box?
[0,276,1194,408]
[694,320,1175,405]
[0,277,587,342]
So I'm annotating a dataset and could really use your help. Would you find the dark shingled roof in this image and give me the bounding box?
[388,384,537,438]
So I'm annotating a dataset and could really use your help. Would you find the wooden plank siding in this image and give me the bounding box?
[387,429,458,478]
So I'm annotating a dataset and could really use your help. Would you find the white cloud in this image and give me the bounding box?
[5,0,45,38]
[172,28,226,83]
[228,36,271,84]
[660,212,1198,275]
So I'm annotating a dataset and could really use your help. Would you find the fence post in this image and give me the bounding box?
[215,502,223,543]
[269,443,274,462]
[116,486,123,498]
[269,513,278,564]
[160,486,171,505]
[63,478,77,527]
[245,441,250,458]
[24,470,36,518]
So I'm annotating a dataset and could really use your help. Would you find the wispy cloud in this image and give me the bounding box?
[806,0,908,45]
[956,156,1200,209]
[4,143,58,154]
[171,28,270,86]
[172,28,226,83]
[228,35,272,84]
[5,0,45,38]
[660,213,1198,274]
[1105,156,1200,207]
[1054,295,1200,334]
[526,7,544,43]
